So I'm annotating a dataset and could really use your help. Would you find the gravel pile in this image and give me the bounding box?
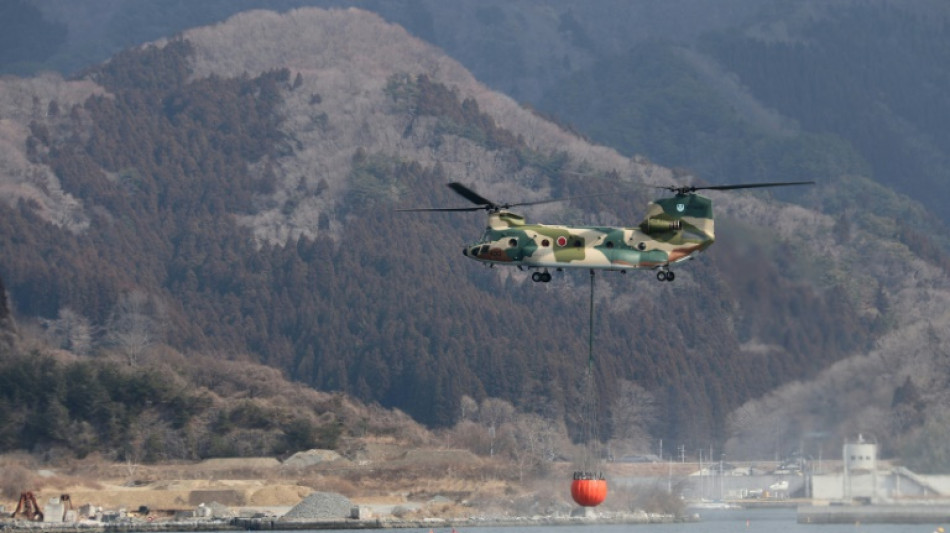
[282,449,343,468]
[279,492,353,521]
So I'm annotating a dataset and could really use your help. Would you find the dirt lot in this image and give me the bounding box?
[1,443,695,520]
[0,445,524,519]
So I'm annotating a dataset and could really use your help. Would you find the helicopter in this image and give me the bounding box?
[401,180,814,282]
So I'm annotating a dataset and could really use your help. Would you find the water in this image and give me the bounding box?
[277,509,943,533]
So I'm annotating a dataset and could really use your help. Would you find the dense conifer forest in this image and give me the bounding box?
[2,3,950,467]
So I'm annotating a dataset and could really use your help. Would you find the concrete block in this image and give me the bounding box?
[350,505,373,519]
[43,498,65,523]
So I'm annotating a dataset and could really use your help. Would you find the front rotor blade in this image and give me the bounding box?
[395,206,486,212]
[402,182,623,212]
[447,182,613,209]
[508,191,618,209]
[448,182,496,207]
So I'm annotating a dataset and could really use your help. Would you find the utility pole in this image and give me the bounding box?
[668,457,673,493]
[699,449,704,500]
[720,453,725,501]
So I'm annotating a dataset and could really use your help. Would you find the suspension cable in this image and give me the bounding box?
[584,269,598,474]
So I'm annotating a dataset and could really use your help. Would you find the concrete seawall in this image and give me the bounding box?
[798,504,950,524]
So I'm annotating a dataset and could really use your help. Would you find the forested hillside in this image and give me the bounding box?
[702,4,950,226]
[534,2,950,234]
[0,6,949,466]
[16,1,950,226]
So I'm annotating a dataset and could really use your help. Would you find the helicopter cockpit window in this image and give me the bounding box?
[508,238,518,247]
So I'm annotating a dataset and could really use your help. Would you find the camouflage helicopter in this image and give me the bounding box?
[402,180,814,282]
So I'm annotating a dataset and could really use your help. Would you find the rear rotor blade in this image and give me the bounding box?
[698,180,816,191]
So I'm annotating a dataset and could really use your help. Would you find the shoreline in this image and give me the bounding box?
[0,512,684,532]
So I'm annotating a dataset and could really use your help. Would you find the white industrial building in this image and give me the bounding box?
[811,435,950,501]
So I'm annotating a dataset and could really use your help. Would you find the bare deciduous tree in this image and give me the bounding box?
[608,380,657,456]
[478,397,514,457]
[49,307,93,355]
[107,290,166,366]
[445,419,490,454]
[503,412,566,481]
[458,394,478,422]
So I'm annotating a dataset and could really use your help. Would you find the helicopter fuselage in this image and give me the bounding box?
[401,181,811,283]
[462,193,716,282]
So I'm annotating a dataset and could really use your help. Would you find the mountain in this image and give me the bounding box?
[20,1,950,227]
[0,6,949,465]
[535,2,950,234]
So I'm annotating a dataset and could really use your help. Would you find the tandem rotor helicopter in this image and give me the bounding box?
[400,180,814,282]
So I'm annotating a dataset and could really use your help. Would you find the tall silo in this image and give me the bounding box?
[843,434,878,501]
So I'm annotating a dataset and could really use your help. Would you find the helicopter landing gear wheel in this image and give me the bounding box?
[531,271,552,283]
[656,270,675,282]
